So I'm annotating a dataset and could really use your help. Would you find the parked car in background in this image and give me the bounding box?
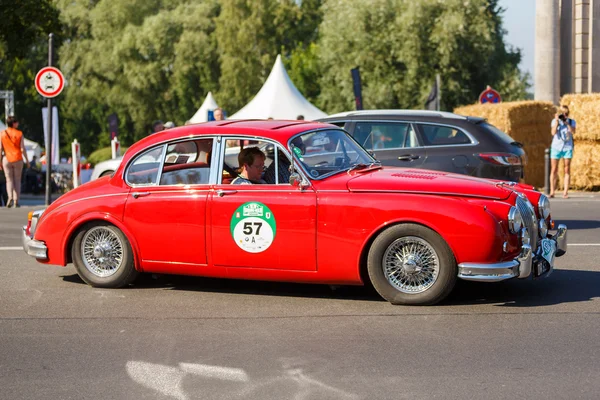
[318,110,527,182]
[22,120,566,306]
[90,157,122,180]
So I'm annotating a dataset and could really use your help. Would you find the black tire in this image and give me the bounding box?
[72,222,138,288]
[99,170,114,177]
[367,223,457,305]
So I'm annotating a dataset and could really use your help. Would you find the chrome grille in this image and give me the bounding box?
[516,196,538,250]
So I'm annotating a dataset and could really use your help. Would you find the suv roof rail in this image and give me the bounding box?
[324,109,468,120]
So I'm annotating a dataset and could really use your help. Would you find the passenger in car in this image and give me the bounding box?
[231,147,267,184]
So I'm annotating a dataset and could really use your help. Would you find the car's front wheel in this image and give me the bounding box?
[367,224,457,305]
[72,222,138,288]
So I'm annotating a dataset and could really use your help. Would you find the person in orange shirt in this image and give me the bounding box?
[0,116,29,207]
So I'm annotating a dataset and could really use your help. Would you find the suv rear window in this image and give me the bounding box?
[419,124,471,146]
[479,122,518,146]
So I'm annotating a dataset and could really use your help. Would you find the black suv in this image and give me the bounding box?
[318,110,526,181]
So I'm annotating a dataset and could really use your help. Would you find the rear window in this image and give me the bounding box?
[479,122,518,146]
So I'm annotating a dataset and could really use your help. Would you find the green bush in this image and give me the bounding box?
[87,146,128,166]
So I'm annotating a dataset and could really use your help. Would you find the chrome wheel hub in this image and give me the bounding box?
[383,236,439,294]
[81,227,124,278]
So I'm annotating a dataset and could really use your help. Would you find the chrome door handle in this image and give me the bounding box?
[132,192,151,199]
[217,189,238,197]
[398,155,420,161]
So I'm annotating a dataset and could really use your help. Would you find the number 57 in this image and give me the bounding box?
[243,222,262,235]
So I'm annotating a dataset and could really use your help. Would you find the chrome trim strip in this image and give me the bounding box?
[125,144,167,187]
[349,189,506,200]
[517,244,533,278]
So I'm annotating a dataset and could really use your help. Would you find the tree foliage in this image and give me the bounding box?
[317,0,529,112]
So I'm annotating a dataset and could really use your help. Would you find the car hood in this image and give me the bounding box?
[346,168,512,200]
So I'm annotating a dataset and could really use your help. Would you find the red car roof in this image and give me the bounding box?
[124,120,333,160]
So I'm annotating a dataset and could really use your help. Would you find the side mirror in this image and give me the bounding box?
[289,172,302,187]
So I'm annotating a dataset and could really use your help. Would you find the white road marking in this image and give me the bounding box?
[180,363,249,382]
[569,244,600,246]
[0,247,22,250]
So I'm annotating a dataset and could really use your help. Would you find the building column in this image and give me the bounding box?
[574,0,590,92]
[590,0,600,91]
[536,0,561,103]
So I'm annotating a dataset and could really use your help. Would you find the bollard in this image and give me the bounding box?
[544,148,550,195]
[111,136,121,159]
[71,139,81,188]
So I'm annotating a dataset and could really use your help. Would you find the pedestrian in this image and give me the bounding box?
[296,115,305,120]
[214,108,225,121]
[151,120,164,134]
[550,105,576,199]
[0,116,29,207]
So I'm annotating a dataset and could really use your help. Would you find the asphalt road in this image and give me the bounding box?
[1,194,599,400]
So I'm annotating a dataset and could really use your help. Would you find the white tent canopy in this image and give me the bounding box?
[0,120,42,161]
[230,54,327,121]
[189,91,219,123]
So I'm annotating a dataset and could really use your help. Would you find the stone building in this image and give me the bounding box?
[535,0,600,103]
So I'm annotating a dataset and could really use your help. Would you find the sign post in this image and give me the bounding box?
[111,136,121,159]
[35,33,65,206]
[478,85,502,104]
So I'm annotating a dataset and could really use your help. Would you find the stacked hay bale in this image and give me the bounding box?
[557,93,600,190]
[454,101,555,188]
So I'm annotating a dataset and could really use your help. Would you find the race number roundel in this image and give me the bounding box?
[230,202,276,253]
[35,67,65,98]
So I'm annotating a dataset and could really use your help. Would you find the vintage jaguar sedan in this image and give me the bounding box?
[22,120,567,305]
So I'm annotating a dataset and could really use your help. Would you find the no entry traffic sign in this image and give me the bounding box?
[479,85,501,104]
[35,66,65,98]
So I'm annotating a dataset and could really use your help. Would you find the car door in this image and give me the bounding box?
[123,138,215,268]
[351,121,427,167]
[209,137,317,271]
[415,123,478,175]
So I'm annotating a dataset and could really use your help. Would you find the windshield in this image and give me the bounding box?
[290,129,376,179]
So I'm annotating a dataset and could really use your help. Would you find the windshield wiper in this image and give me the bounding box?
[347,161,382,174]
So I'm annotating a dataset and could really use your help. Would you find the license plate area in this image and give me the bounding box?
[535,238,556,277]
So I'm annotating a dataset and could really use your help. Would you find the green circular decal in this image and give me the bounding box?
[230,202,277,253]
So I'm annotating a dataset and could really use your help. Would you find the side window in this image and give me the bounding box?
[159,138,213,185]
[354,122,417,150]
[221,139,291,185]
[125,146,164,186]
[419,124,471,146]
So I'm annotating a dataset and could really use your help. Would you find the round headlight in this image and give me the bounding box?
[538,194,551,220]
[539,219,548,238]
[508,206,523,234]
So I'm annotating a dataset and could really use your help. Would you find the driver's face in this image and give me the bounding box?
[245,156,265,181]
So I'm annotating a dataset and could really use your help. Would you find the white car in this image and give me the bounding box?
[90,157,123,180]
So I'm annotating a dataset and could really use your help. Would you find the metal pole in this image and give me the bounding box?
[544,148,550,194]
[45,33,53,206]
[436,74,441,111]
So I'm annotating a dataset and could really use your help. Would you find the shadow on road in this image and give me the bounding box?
[60,268,600,306]
[446,268,600,307]
[555,219,600,230]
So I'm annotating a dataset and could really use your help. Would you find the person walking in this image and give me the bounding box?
[550,105,576,199]
[0,116,29,207]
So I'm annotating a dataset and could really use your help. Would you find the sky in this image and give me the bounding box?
[499,0,536,91]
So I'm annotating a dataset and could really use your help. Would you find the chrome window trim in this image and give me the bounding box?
[159,137,217,187]
[415,122,479,147]
[216,136,298,186]
[125,145,167,188]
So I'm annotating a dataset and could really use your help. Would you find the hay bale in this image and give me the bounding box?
[454,101,556,188]
[557,141,600,190]
[559,93,600,141]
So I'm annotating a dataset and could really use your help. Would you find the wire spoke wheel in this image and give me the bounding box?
[382,236,440,294]
[80,226,125,278]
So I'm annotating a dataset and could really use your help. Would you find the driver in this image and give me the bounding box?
[231,147,267,184]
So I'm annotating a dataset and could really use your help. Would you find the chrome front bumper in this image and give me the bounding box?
[458,224,567,282]
[22,226,48,260]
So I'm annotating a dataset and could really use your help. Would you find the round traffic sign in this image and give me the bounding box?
[479,86,501,104]
[35,67,65,98]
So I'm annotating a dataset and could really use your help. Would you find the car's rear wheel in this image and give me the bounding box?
[367,224,457,305]
[72,222,138,288]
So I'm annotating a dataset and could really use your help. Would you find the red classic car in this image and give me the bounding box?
[22,120,567,305]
